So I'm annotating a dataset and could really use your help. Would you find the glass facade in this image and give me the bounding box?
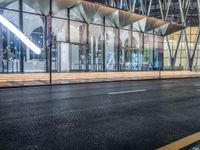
[0,0,195,87]
[103,0,200,71]
[163,27,200,71]
[0,1,46,73]
[88,24,103,71]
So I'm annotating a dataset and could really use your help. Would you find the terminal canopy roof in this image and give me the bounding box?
[153,22,186,36]
[105,10,144,28]
[0,0,185,36]
[132,17,167,32]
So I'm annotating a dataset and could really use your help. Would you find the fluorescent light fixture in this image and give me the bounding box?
[0,14,41,54]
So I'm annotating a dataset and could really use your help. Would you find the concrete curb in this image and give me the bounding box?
[0,76,200,89]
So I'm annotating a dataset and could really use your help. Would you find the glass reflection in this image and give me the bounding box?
[52,18,68,42]
[70,21,87,43]
[89,24,103,71]
[105,27,118,71]
[132,32,143,71]
[0,8,46,73]
[119,29,131,71]
[23,13,46,72]
[154,36,164,70]
[143,34,153,71]
[0,1,176,78]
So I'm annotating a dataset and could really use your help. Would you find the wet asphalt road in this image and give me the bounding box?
[1,78,200,150]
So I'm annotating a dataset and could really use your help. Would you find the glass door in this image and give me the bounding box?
[125,49,132,70]
[120,48,142,71]
[120,48,133,71]
[70,44,87,71]
[132,49,142,71]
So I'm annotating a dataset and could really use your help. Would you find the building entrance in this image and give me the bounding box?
[120,48,142,71]
[70,44,87,71]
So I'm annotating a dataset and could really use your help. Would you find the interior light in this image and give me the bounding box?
[0,14,41,54]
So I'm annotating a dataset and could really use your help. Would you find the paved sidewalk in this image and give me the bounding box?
[0,71,200,87]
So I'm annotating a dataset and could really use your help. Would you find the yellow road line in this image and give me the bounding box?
[157,132,200,150]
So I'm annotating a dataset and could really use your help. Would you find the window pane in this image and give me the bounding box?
[143,33,153,70]
[154,36,164,70]
[89,24,103,71]
[70,21,87,43]
[0,9,20,72]
[132,32,143,71]
[52,18,68,42]
[105,27,118,71]
[23,13,46,72]
[23,2,42,14]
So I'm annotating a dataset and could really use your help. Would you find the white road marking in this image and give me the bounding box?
[108,89,147,95]
[196,89,200,92]
[195,84,200,87]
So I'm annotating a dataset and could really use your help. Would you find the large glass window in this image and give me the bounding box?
[132,31,143,71]
[164,30,188,70]
[0,0,176,87]
[52,18,68,72]
[70,21,87,43]
[0,7,46,73]
[119,29,131,71]
[89,24,103,71]
[105,27,118,71]
[52,18,68,42]
[23,13,46,72]
[0,9,20,72]
[0,2,49,86]
[70,44,87,71]
[143,33,153,71]
[154,36,164,70]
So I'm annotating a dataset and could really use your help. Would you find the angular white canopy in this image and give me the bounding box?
[0,0,185,36]
[154,22,186,36]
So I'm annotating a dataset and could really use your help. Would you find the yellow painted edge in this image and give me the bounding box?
[156,132,200,150]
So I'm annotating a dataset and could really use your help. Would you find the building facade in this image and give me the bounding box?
[103,0,200,71]
[0,0,197,75]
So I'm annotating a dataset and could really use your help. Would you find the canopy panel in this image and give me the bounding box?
[52,0,81,15]
[132,17,167,32]
[73,1,116,23]
[154,22,186,36]
[105,10,144,28]
[0,0,185,36]
[23,0,50,15]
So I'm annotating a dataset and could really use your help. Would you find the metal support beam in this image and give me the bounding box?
[103,17,106,72]
[0,10,3,72]
[179,0,192,70]
[118,28,120,71]
[172,30,183,68]
[132,0,136,12]
[165,0,171,20]
[158,0,164,19]
[45,16,48,72]
[19,0,24,73]
[166,36,173,67]
[140,0,146,15]
[86,23,89,72]
[191,0,200,69]
[147,0,152,16]
[48,0,52,84]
